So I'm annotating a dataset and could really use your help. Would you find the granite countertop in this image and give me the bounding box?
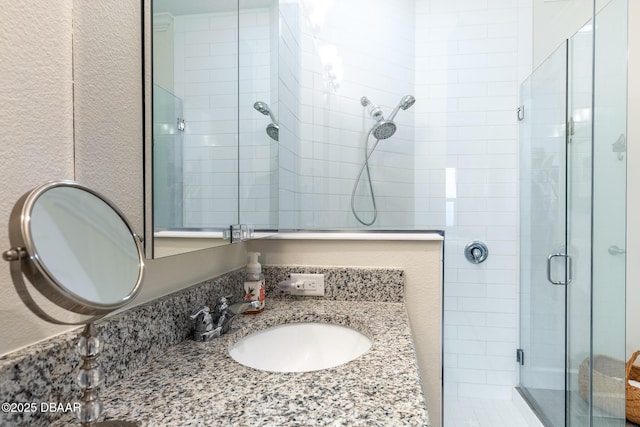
[61,299,429,426]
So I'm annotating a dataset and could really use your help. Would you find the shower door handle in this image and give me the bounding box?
[547,253,572,285]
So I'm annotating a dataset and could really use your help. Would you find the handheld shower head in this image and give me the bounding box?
[399,95,416,110]
[254,101,279,141]
[387,95,416,121]
[253,101,277,123]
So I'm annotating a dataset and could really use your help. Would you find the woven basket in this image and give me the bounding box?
[578,351,640,423]
[626,351,640,423]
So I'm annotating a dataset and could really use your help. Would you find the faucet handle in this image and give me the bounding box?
[190,306,210,319]
[214,295,234,313]
[190,306,214,333]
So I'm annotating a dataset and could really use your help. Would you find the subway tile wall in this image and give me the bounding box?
[174,11,239,228]
[414,0,532,399]
[173,8,278,229]
[278,0,417,229]
[278,1,302,230]
[239,6,280,229]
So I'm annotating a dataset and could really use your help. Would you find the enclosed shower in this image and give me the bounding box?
[518,0,628,425]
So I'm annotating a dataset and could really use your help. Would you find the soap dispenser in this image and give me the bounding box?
[243,252,265,314]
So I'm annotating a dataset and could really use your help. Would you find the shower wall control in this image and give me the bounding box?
[464,241,488,264]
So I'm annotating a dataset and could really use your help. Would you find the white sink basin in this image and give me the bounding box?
[229,322,372,373]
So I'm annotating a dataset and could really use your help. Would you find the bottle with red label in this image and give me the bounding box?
[243,252,265,314]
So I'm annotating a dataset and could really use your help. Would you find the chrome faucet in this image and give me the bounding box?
[190,306,217,342]
[190,296,260,342]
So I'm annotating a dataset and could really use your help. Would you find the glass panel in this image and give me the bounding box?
[590,0,628,424]
[153,85,184,230]
[566,18,594,427]
[150,1,239,257]
[519,40,568,427]
[238,0,279,231]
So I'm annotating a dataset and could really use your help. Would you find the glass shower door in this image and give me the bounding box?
[565,18,594,426]
[153,84,184,230]
[519,40,569,427]
[585,0,628,424]
[519,4,627,424]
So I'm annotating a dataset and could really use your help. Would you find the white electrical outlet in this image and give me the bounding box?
[289,273,324,296]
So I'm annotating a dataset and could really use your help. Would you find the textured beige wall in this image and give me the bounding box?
[73,0,145,233]
[0,1,76,355]
[0,0,248,356]
[247,238,444,427]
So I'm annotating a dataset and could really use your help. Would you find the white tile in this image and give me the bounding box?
[457,383,515,400]
[457,325,516,342]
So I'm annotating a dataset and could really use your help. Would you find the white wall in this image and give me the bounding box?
[533,0,592,68]
[153,13,175,93]
[415,0,533,399]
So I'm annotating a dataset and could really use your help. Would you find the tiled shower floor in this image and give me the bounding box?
[444,397,530,427]
[523,388,636,427]
[445,391,638,427]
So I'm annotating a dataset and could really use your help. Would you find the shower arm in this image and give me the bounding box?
[264,110,278,124]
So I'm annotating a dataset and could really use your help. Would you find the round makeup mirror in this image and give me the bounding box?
[3,180,144,426]
[4,180,144,318]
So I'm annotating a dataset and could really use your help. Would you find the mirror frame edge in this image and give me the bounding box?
[7,180,145,316]
[143,0,154,260]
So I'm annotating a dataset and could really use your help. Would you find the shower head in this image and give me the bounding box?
[372,120,397,140]
[254,101,279,141]
[266,123,279,141]
[399,95,416,110]
[253,101,277,123]
[387,95,416,121]
[361,94,415,140]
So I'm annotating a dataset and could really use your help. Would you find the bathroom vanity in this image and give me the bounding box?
[0,266,430,427]
[69,300,428,426]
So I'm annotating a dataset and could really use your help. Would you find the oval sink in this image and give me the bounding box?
[229,322,372,373]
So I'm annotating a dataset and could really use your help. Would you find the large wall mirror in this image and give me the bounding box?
[147,0,279,258]
[146,0,420,259]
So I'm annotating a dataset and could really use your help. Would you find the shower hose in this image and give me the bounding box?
[350,128,382,226]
